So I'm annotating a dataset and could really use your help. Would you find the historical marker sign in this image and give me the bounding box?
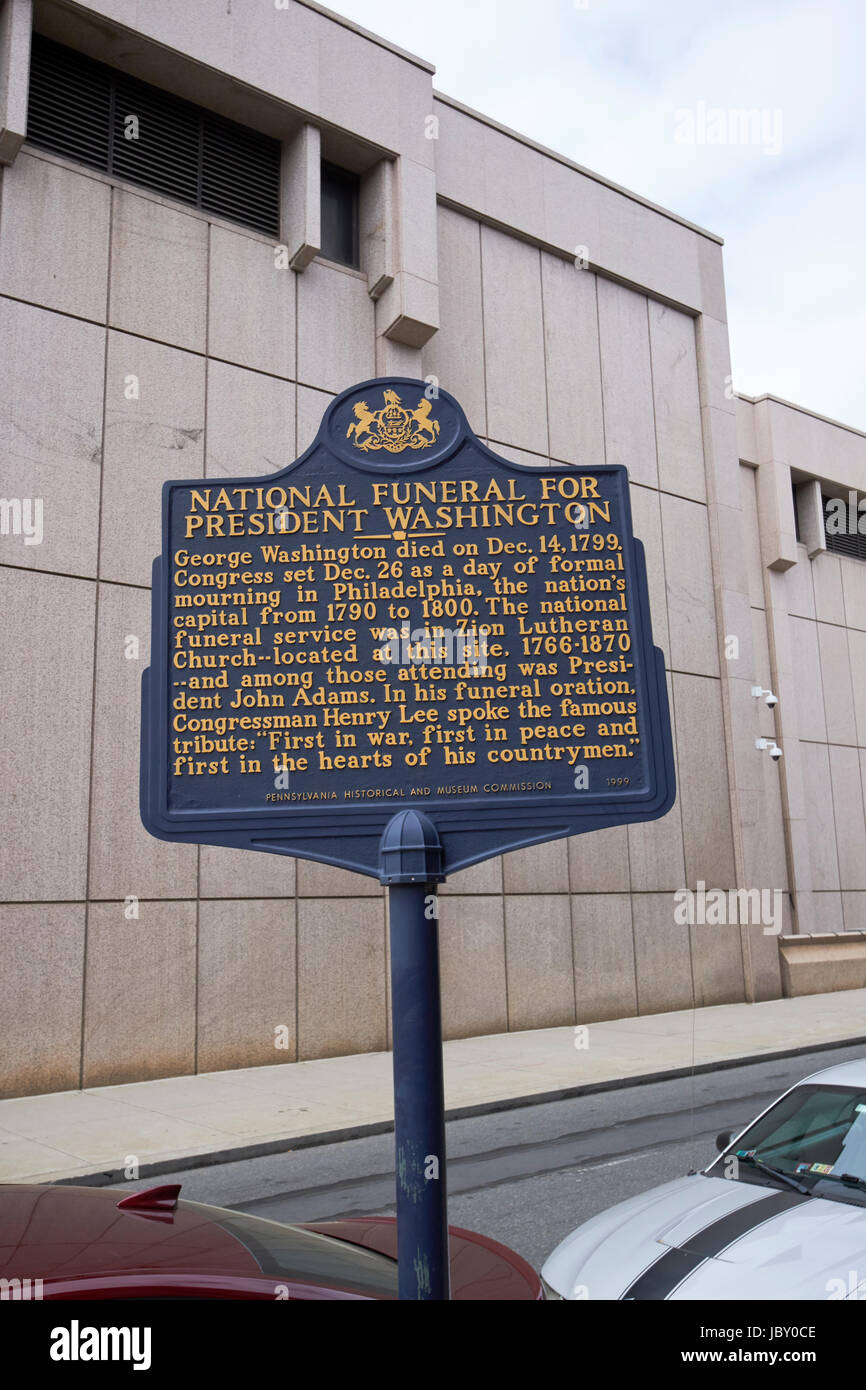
[141,377,675,877]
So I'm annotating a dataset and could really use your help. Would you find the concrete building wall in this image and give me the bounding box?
[0,0,861,1098]
[737,397,866,993]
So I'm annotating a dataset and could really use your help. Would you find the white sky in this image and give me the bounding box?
[328,0,865,431]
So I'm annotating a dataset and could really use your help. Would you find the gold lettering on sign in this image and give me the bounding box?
[168,464,645,801]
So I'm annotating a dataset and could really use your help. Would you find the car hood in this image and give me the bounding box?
[542,1175,866,1300]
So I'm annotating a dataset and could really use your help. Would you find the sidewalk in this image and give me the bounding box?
[1,990,864,1186]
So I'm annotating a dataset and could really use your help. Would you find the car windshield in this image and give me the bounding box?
[710,1083,866,1202]
[183,1203,399,1298]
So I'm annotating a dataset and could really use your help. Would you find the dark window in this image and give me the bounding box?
[823,494,866,562]
[26,34,280,237]
[320,161,360,267]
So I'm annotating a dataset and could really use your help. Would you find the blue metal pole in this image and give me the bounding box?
[388,881,449,1300]
[379,810,449,1301]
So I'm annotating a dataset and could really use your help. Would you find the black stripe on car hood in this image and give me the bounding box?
[620,1189,808,1300]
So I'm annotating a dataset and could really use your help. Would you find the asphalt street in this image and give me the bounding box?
[112,1041,866,1274]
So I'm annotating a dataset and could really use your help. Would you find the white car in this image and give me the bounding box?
[542,1057,866,1300]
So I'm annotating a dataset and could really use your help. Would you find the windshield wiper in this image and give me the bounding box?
[813,1171,866,1194]
[739,1153,811,1195]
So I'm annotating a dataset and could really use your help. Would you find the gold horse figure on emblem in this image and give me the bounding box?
[346,389,440,452]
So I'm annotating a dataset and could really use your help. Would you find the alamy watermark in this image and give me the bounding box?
[674,102,783,156]
[0,496,43,545]
[674,880,783,935]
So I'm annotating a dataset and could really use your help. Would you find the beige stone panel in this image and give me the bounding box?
[750,607,779,740]
[88,582,197,900]
[296,859,382,897]
[697,315,736,419]
[843,893,866,931]
[829,744,866,890]
[628,806,687,891]
[0,456,100,580]
[540,257,605,467]
[422,208,485,435]
[502,839,569,893]
[374,269,438,349]
[785,546,816,620]
[672,674,736,887]
[848,629,866,747]
[697,239,727,325]
[811,553,845,626]
[700,404,741,511]
[438,895,507,1040]
[632,893,694,1014]
[0,903,84,1098]
[568,825,630,893]
[109,189,208,352]
[660,494,719,677]
[199,845,295,898]
[745,914,785,1003]
[297,260,375,395]
[629,482,670,658]
[198,899,296,1071]
[205,361,295,479]
[297,898,386,1060]
[629,672,686,891]
[434,100,705,314]
[82,901,197,1087]
[486,440,546,470]
[649,302,705,502]
[296,385,334,455]
[596,278,656,488]
[727,663,788,890]
[790,617,826,742]
[479,121,547,248]
[736,397,758,463]
[439,856,503,895]
[738,465,767,611]
[376,338,422,378]
[810,893,844,934]
[0,299,105,471]
[689,919,745,1007]
[714,507,752,609]
[818,622,856,746]
[600,186,705,320]
[720,578,759,684]
[0,152,110,319]
[208,225,296,379]
[99,334,205,587]
[504,895,574,1031]
[0,568,94,900]
[841,557,866,631]
[571,893,637,1022]
[0,299,105,577]
[799,741,840,891]
[539,156,600,269]
[480,225,547,455]
[394,156,438,287]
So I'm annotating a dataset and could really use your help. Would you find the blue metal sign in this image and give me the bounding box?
[140,377,675,876]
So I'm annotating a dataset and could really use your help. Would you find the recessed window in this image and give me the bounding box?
[320,161,360,268]
[26,34,280,237]
[823,494,866,562]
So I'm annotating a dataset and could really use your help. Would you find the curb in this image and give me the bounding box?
[50,1032,866,1189]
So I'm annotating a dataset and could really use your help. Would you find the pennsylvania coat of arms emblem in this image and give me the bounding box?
[346,388,440,453]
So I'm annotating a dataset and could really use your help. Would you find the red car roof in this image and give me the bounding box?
[0,1185,542,1299]
[0,1185,261,1281]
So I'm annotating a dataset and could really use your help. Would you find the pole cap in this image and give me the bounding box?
[379,810,445,885]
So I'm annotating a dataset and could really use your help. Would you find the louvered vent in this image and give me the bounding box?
[26,34,280,237]
[823,496,866,562]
